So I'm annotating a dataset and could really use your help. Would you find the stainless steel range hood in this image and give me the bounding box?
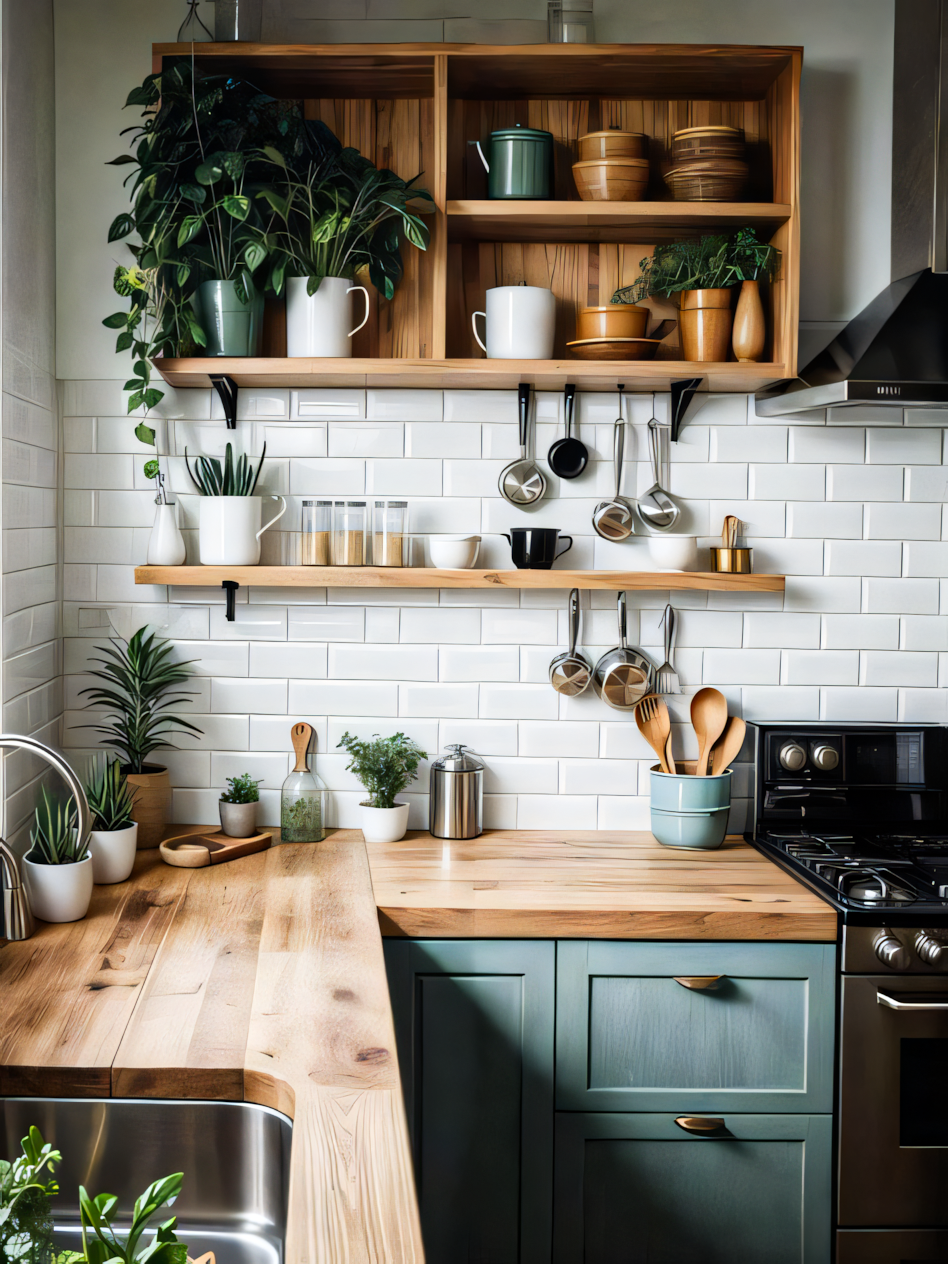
[757,0,948,418]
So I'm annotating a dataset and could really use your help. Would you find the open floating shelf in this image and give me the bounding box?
[135,566,786,592]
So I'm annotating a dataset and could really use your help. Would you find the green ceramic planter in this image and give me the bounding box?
[196,278,264,357]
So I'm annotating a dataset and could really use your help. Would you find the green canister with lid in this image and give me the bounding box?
[471,125,554,199]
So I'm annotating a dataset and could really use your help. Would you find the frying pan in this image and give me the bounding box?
[547,383,588,479]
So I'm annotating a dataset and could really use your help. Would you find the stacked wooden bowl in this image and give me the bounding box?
[663,125,748,201]
[567,303,662,360]
[573,129,649,202]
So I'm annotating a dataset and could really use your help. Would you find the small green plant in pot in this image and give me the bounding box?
[337,731,427,844]
[84,756,138,885]
[22,789,93,924]
[76,628,203,850]
[219,773,263,839]
[185,442,286,566]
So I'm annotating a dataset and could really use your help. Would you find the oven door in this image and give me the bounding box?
[839,975,948,1227]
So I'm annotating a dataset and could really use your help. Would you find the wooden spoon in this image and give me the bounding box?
[711,716,747,775]
[690,687,728,776]
[635,693,674,774]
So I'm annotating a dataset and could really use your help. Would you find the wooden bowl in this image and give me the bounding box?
[664,158,748,202]
[573,157,650,202]
[566,337,661,361]
[672,125,745,161]
[576,304,649,341]
[578,130,647,161]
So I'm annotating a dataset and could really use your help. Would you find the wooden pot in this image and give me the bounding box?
[577,130,647,161]
[576,304,649,341]
[572,158,649,202]
[731,278,766,362]
[125,765,172,849]
[678,289,733,362]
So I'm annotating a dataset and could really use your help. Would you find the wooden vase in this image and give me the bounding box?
[678,289,733,362]
[125,765,172,849]
[731,279,766,362]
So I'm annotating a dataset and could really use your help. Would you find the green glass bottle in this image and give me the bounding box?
[280,723,327,843]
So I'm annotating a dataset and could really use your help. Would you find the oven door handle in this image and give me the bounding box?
[877,989,948,1011]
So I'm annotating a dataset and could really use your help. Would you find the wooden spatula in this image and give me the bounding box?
[636,693,675,774]
[711,716,747,775]
[690,687,728,776]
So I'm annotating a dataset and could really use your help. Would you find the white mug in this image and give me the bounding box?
[285,275,370,357]
[472,285,556,359]
[199,495,288,565]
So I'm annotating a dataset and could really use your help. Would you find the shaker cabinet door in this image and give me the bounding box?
[553,1112,833,1264]
[384,939,555,1264]
[556,940,836,1113]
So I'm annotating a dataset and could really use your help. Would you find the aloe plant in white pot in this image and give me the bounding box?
[337,731,427,843]
[186,442,286,565]
[85,756,138,884]
[23,788,93,923]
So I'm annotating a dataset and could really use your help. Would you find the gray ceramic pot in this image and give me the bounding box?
[196,279,264,357]
[219,799,258,838]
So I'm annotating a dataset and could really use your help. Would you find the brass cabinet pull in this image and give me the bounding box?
[674,1116,727,1134]
[673,975,724,990]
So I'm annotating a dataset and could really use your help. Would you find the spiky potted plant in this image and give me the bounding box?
[219,772,262,839]
[84,755,138,884]
[22,789,93,923]
[77,628,203,849]
[337,731,427,843]
[185,441,286,565]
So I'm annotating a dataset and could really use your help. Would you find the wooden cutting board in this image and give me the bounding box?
[159,829,272,869]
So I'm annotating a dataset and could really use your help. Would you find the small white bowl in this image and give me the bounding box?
[647,534,698,571]
[428,535,481,569]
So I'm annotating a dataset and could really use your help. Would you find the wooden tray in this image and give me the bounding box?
[566,337,662,361]
[159,830,272,868]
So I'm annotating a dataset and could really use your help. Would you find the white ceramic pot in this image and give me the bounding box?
[23,852,94,923]
[198,495,287,565]
[286,276,370,358]
[147,503,187,566]
[219,800,258,838]
[428,535,481,568]
[89,823,138,884]
[472,285,556,359]
[360,802,410,844]
[648,534,698,571]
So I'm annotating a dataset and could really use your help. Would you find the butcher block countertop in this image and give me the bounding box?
[0,826,834,1264]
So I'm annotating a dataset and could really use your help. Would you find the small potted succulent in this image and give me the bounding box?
[337,731,427,844]
[85,755,138,884]
[219,773,263,838]
[186,442,286,566]
[22,788,93,923]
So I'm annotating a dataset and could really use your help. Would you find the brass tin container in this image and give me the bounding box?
[711,547,753,573]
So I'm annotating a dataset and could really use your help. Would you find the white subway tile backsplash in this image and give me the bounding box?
[65,454,133,490]
[866,502,942,540]
[904,466,948,501]
[291,389,364,420]
[711,426,786,463]
[289,458,365,495]
[406,423,479,459]
[212,677,287,714]
[784,576,862,613]
[864,577,940,615]
[744,612,820,648]
[483,756,558,794]
[366,389,442,421]
[703,648,780,685]
[210,752,288,790]
[826,540,900,577]
[740,686,821,721]
[899,689,948,721]
[749,463,824,500]
[251,716,328,753]
[597,796,651,830]
[788,427,864,463]
[443,459,506,497]
[901,616,948,652]
[903,542,948,577]
[366,459,442,496]
[440,645,519,682]
[516,794,597,830]
[861,650,938,688]
[440,719,518,756]
[251,643,327,679]
[867,427,941,464]
[783,649,858,686]
[365,607,401,642]
[785,502,863,539]
[400,682,479,718]
[821,687,899,721]
[560,758,637,796]
[826,464,902,501]
[288,606,364,641]
[209,605,288,641]
[443,390,516,422]
[481,684,557,720]
[520,720,599,758]
[400,606,480,643]
[329,424,403,458]
[748,539,824,576]
[482,608,557,645]
[670,463,747,500]
[292,679,397,716]
[708,500,786,538]
[824,614,900,650]
[331,643,436,681]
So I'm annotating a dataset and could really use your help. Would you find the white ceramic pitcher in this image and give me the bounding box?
[286,276,370,357]
[199,495,287,565]
[472,285,556,359]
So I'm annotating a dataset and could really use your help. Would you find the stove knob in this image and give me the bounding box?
[874,932,911,971]
[778,741,807,772]
[915,931,947,966]
[811,743,839,771]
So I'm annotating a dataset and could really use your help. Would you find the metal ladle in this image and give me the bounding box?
[637,417,680,532]
[593,417,637,540]
[499,383,546,506]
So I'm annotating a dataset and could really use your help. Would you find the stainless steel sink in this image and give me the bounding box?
[0,1099,292,1264]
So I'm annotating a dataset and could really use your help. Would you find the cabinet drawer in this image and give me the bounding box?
[556,940,836,1113]
[553,1112,832,1264]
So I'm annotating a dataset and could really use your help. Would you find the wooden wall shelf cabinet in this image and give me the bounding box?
[151,41,801,392]
[134,566,786,592]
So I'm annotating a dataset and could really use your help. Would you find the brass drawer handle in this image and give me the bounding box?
[673,975,724,990]
[674,1116,727,1135]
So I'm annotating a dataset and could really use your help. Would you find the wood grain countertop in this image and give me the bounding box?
[0,826,834,1262]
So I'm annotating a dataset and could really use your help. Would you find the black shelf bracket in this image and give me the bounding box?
[222,580,239,622]
[670,377,707,441]
[210,374,239,430]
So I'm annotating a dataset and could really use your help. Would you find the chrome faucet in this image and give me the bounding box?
[0,735,92,941]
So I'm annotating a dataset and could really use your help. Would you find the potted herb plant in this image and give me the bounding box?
[0,1126,63,1264]
[185,441,286,565]
[22,789,93,923]
[219,773,262,838]
[257,124,434,357]
[85,755,138,884]
[77,628,203,849]
[337,731,427,844]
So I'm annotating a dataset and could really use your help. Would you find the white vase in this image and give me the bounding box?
[23,852,94,922]
[147,503,187,565]
[219,800,258,838]
[285,276,370,358]
[198,495,287,565]
[89,823,138,884]
[360,802,410,844]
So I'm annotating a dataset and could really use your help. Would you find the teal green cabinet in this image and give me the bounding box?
[556,940,836,1114]
[383,939,555,1264]
[553,1112,833,1264]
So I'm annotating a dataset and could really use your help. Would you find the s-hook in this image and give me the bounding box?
[222,580,239,622]
[210,374,239,430]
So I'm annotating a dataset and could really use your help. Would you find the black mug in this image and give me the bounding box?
[503,528,573,570]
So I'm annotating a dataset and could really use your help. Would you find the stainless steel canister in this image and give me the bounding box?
[428,744,484,839]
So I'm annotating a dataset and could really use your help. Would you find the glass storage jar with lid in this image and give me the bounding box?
[301,500,332,565]
[332,500,367,565]
[373,500,409,567]
[280,722,327,843]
